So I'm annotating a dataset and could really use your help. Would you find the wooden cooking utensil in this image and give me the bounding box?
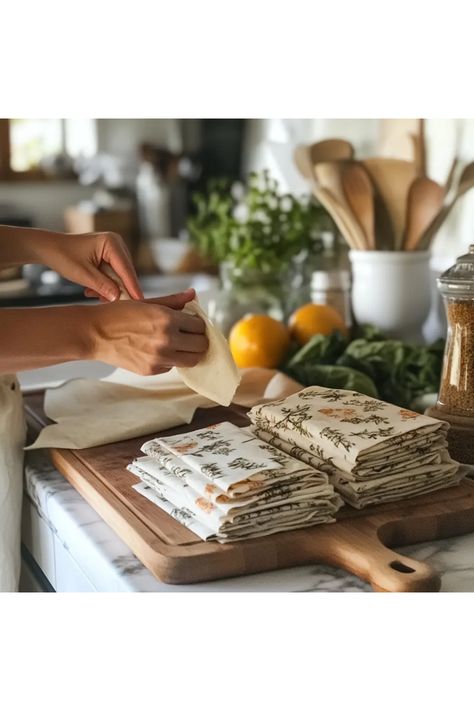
[309,138,355,165]
[362,158,417,250]
[314,161,367,250]
[445,156,460,194]
[410,133,426,177]
[341,162,376,250]
[403,177,444,251]
[311,184,361,251]
[293,144,317,185]
[416,161,474,251]
[293,147,364,250]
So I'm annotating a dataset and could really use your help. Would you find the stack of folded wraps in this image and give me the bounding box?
[249,386,462,508]
[128,421,343,542]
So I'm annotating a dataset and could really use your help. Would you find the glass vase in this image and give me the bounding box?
[207,261,301,336]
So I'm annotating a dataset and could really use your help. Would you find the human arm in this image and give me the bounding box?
[0,289,208,376]
[0,225,143,302]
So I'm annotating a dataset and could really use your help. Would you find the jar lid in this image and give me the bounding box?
[437,245,474,296]
[311,269,350,291]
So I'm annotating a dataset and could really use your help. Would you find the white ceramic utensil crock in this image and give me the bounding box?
[349,250,431,342]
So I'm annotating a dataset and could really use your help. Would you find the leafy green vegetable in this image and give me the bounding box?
[281,326,444,408]
[284,331,349,370]
[284,363,378,398]
[351,323,387,342]
[337,337,445,408]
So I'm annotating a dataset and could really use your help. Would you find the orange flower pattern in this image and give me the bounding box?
[399,409,419,421]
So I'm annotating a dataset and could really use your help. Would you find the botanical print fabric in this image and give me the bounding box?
[129,421,343,542]
[249,386,462,508]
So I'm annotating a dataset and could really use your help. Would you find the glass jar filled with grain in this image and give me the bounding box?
[426,245,474,463]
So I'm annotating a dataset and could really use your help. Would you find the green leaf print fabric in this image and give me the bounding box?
[249,386,462,509]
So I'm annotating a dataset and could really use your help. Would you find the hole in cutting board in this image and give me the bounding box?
[389,560,415,574]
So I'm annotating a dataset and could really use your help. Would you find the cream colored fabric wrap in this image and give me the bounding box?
[0,375,26,591]
[27,366,302,451]
[178,300,240,407]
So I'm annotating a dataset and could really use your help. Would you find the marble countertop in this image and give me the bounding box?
[22,448,474,592]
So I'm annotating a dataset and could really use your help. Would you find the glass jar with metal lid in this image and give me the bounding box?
[426,245,474,463]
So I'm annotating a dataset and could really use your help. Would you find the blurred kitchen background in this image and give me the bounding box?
[0,118,472,332]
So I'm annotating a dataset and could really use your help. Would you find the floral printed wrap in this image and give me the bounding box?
[249,386,462,508]
[129,422,343,542]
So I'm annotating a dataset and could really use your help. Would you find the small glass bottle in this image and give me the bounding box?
[310,269,352,328]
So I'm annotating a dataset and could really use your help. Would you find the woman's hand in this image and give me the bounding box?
[90,288,209,375]
[39,231,143,302]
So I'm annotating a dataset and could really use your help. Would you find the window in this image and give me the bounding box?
[0,119,97,180]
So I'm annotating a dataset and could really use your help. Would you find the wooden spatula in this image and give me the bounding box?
[341,162,376,250]
[314,161,367,250]
[362,158,417,250]
[403,178,445,251]
[309,139,354,165]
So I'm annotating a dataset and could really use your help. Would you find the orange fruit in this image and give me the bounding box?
[229,314,290,368]
[289,303,348,345]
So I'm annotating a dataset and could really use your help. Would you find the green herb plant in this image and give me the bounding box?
[187,170,331,274]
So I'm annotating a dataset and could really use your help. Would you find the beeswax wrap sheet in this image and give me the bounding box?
[0,375,26,591]
[28,360,302,451]
[178,300,240,407]
[249,386,462,508]
[129,421,342,542]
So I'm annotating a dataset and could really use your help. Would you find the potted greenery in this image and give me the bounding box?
[187,170,331,333]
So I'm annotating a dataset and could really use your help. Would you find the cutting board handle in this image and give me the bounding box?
[363,542,440,592]
[316,520,441,592]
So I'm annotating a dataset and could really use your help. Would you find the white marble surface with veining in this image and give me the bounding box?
[22,449,474,593]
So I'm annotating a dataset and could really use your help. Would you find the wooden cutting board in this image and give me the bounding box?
[24,392,474,592]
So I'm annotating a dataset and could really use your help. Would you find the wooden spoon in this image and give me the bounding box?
[415,161,474,251]
[309,139,354,165]
[314,161,367,249]
[293,147,362,250]
[362,158,417,250]
[403,178,445,251]
[341,162,376,250]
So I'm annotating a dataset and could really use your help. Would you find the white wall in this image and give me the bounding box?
[242,119,378,196]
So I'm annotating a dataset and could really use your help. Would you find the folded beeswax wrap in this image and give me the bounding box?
[129,421,343,542]
[249,386,462,508]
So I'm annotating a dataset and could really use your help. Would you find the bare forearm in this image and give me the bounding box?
[0,225,66,269]
[0,306,95,374]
